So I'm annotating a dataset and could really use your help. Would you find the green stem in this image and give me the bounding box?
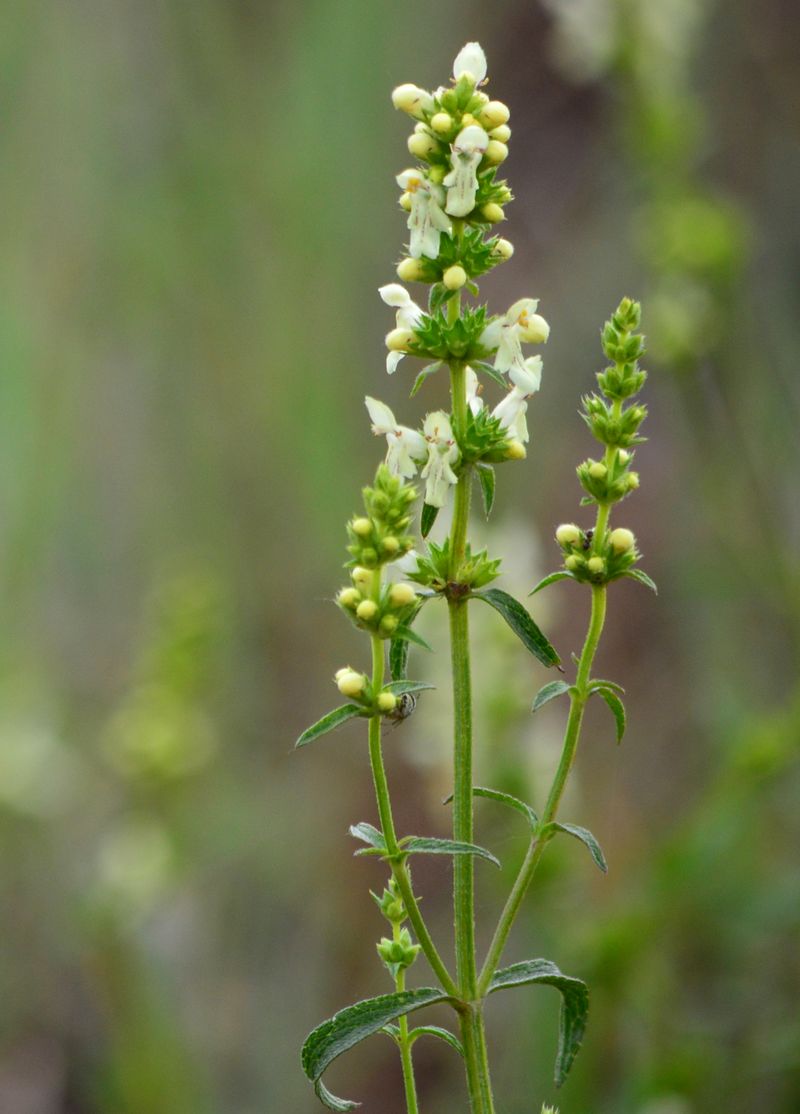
[477,584,607,996]
[367,627,458,997]
[395,929,420,1114]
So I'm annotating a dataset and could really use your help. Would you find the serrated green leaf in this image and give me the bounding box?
[532,680,572,712]
[475,463,495,517]
[421,502,439,538]
[392,625,432,652]
[408,1025,464,1057]
[302,987,450,1110]
[546,821,608,873]
[488,959,589,1086]
[410,362,443,399]
[622,568,658,593]
[398,836,500,867]
[529,570,576,596]
[383,680,435,696]
[295,705,365,748]
[349,822,386,851]
[473,589,561,668]
[594,687,626,743]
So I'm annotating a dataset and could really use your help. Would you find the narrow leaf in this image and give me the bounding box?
[469,786,539,830]
[349,822,386,851]
[408,1025,464,1057]
[488,959,589,1086]
[383,679,435,696]
[410,362,442,399]
[532,680,572,712]
[392,624,432,652]
[529,570,575,596]
[302,988,450,1110]
[389,635,410,681]
[399,836,500,868]
[622,567,658,593]
[547,821,608,873]
[472,360,508,389]
[295,705,365,748]
[421,502,439,538]
[475,463,495,517]
[595,688,626,743]
[473,589,561,668]
[588,678,624,695]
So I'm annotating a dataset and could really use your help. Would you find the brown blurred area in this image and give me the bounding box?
[0,0,798,1111]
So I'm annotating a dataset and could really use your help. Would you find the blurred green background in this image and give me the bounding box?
[1,0,798,1111]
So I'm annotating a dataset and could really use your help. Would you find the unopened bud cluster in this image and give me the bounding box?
[333,667,402,716]
[371,877,421,981]
[338,572,418,640]
[557,298,647,585]
[346,466,417,570]
[371,877,407,924]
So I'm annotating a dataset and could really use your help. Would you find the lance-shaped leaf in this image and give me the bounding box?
[529,570,576,596]
[421,502,439,538]
[382,680,435,697]
[532,680,572,712]
[389,599,425,681]
[391,624,433,651]
[295,705,366,748]
[410,362,443,399]
[398,835,500,868]
[542,821,608,873]
[488,959,589,1087]
[408,1025,464,1057]
[588,678,624,695]
[349,823,386,857]
[475,463,495,517]
[302,987,451,1110]
[473,588,561,668]
[471,359,508,390]
[591,686,626,743]
[443,785,538,831]
[622,568,658,593]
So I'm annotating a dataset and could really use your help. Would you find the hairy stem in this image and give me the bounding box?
[395,928,420,1114]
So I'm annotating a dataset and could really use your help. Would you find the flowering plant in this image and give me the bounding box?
[296,40,654,1114]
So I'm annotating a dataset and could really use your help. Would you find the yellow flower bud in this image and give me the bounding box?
[519,313,550,344]
[381,536,400,555]
[556,523,581,547]
[493,238,514,259]
[484,140,509,165]
[587,556,606,575]
[505,439,527,460]
[481,202,506,223]
[386,328,414,352]
[428,164,445,184]
[460,113,479,128]
[609,527,635,554]
[471,91,489,107]
[335,666,352,681]
[626,471,640,490]
[356,600,378,622]
[389,582,417,607]
[379,615,398,636]
[351,517,372,537]
[399,191,413,212]
[480,100,510,128]
[490,124,511,143]
[396,257,426,281]
[430,112,452,133]
[407,132,438,159]
[617,449,631,464]
[589,461,607,479]
[377,692,398,713]
[351,567,372,589]
[337,670,366,698]
[565,555,582,572]
[443,264,467,290]
[337,588,361,609]
[391,84,433,118]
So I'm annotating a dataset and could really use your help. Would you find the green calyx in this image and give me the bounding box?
[371,878,408,925]
[345,466,418,569]
[409,304,490,363]
[560,527,639,585]
[377,927,421,979]
[338,579,419,640]
[408,537,501,594]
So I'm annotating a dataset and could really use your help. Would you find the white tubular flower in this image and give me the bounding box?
[396,169,452,260]
[365,397,427,477]
[379,284,424,373]
[491,356,543,444]
[444,124,489,217]
[480,298,548,375]
[465,365,484,415]
[393,549,420,575]
[453,42,488,84]
[391,83,435,119]
[420,411,460,507]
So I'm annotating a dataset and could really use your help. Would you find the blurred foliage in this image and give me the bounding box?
[0,0,797,1112]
